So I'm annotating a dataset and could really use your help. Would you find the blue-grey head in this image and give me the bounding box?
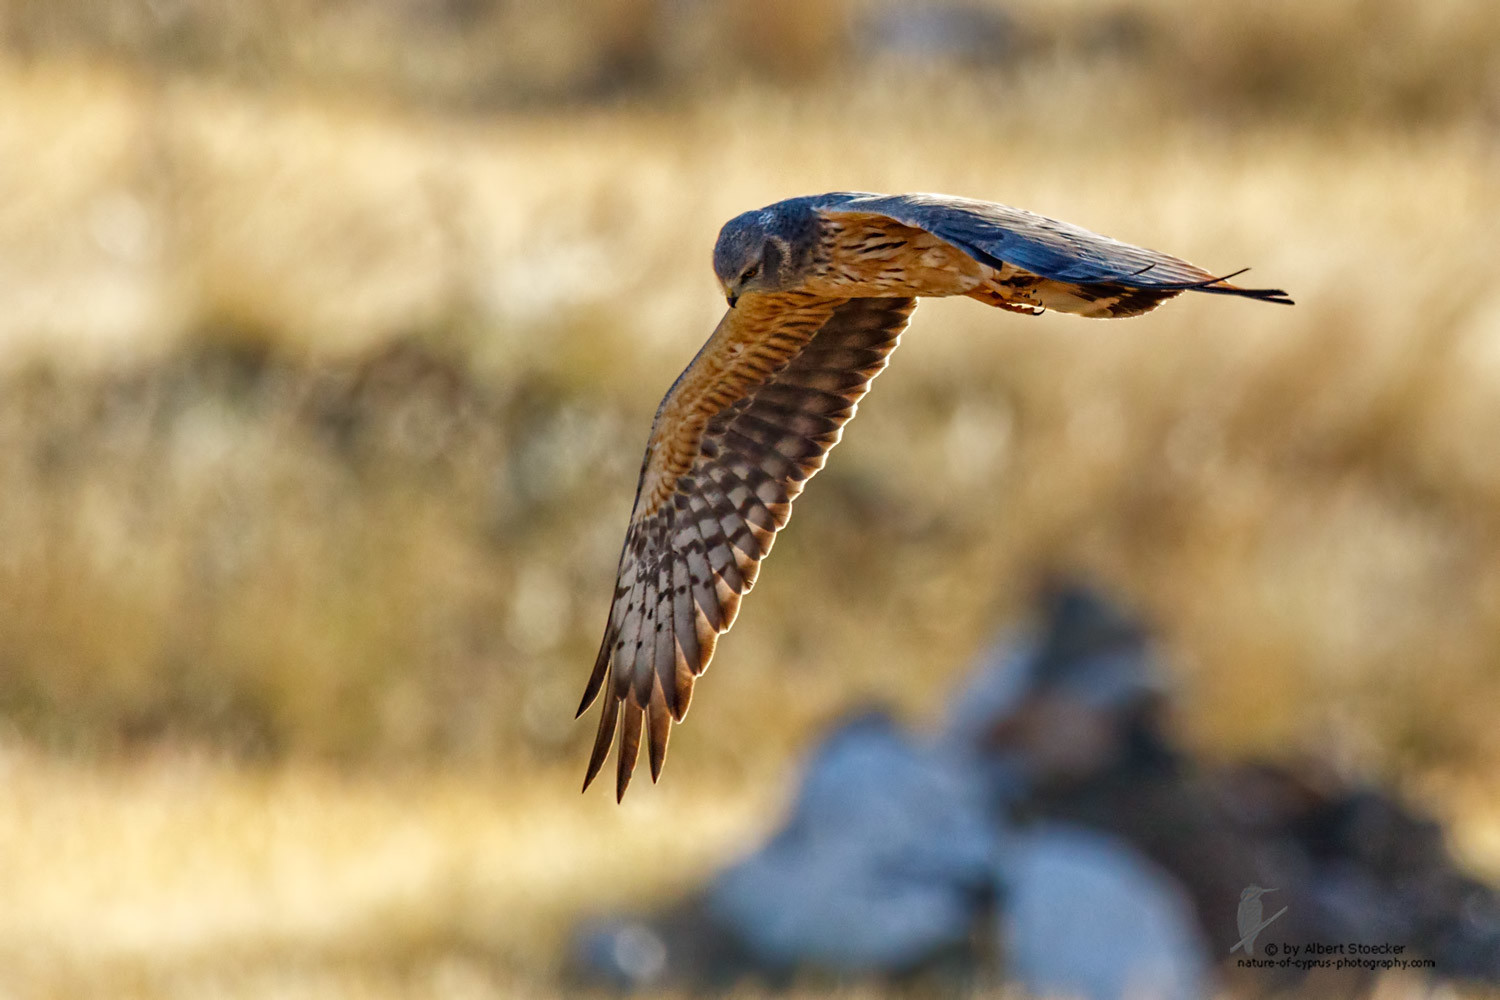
[1240,886,1276,902]
[712,199,822,307]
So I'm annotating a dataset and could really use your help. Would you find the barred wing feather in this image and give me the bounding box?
[578,293,917,799]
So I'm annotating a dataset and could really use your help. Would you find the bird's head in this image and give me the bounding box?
[1240,886,1277,901]
[712,200,820,307]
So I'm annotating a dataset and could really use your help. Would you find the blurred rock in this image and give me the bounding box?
[707,712,997,976]
[855,3,1019,68]
[570,897,756,992]
[568,582,1500,996]
[950,585,1168,788]
[999,824,1210,1000]
[568,710,998,991]
[1213,761,1500,982]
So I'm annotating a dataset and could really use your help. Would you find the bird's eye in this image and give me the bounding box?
[741,263,760,282]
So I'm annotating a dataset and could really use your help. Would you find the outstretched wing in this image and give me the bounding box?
[815,191,1293,316]
[579,292,917,799]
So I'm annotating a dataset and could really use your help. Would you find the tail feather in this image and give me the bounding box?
[1189,281,1294,304]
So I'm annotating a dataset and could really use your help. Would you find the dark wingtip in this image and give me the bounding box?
[581,741,607,794]
[581,687,619,794]
[647,699,671,783]
[615,758,636,802]
[615,705,643,802]
[577,626,614,718]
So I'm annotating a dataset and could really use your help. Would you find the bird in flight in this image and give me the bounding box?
[578,191,1291,800]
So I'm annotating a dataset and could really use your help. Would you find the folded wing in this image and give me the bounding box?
[815,191,1292,316]
[579,292,917,799]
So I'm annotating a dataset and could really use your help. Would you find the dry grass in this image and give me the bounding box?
[0,744,776,999]
[2,751,1498,1000]
[3,3,1500,994]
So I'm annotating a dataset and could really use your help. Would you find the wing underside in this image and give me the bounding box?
[578,293,917,799]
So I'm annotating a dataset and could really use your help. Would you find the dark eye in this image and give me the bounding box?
[741,263,761,282]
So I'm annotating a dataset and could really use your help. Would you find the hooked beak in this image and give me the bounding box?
[726,294,739,308]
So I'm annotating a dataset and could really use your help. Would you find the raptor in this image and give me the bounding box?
[578,191,1291,799]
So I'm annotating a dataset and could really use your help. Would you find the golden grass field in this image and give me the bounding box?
[3,0,1500,996]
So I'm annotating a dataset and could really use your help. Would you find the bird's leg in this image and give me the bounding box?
[965,286,1045,316]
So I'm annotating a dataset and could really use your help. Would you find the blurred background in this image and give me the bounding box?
[1,0,1499,996]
